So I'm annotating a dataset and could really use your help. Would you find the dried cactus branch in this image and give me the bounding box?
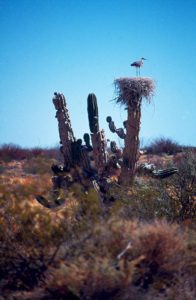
[53,92,75,166]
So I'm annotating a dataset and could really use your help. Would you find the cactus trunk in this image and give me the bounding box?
[53,93,75,167]
[87,93,107,174]
[120,97,141,185]
[114,77,155,185]
[91,130,107,175]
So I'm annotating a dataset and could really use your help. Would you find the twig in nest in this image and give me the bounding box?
[117,241,132,260]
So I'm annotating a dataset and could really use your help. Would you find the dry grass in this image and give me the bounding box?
[114,77,155,107]
[0,152,195,299]
[23,220,194,299]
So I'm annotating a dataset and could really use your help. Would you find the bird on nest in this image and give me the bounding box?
[130,57,147,76]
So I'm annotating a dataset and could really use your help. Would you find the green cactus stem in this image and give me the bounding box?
[87,93,107,175]
[83,133,91,148]
[106,116,126,139]
[87,93,99,133]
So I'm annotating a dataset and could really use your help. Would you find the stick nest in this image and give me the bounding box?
[114,77,155,107]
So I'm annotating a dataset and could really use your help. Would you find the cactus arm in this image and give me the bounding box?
[87,93,99,133]
[83,133,91,148]
[106,116,126,139]
[152,168,178,179]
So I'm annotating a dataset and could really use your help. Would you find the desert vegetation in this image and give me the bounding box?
[0,83,195,299]
[0,143,61,162]
[0,140,195,300]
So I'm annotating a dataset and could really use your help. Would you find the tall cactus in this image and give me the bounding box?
[87,93,107,175]
[114,78,155,185]
[87,93,99,133]
[53,92,75,167]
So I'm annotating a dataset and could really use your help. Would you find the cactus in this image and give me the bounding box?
[71,139,82,165]
[87,93,107,175]
[106,116,126,139]
[152,167,178,179]
[110,141,118,153]
[114,77,155,185]
[106,116,116,133]
[83,133,91,148]
[87,93,99,133]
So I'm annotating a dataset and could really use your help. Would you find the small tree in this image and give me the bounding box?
[114,77,155,185]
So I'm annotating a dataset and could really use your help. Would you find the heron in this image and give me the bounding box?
[130,57,146,76]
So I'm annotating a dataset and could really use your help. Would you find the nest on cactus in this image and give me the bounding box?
[114,77,155,108]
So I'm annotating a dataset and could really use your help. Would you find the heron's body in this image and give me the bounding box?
[130,58,146,76]
[131,60,144,68]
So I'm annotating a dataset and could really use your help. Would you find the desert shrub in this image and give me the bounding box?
[0,144,61,162]
[146,137,181,155]
[42,220,194,299]
[110,151,195,223]
[0,164,5,174]
[0,150,195,299]
[43,147,63,161]
[0,211,195,299]
[23,157,57,175]
[107,179,174,222]
[0,144,29,161]
[0,180,195,299]
[31,146,62,161]
[0,178,72,295]
[157,150,196,222]
[134,151,195,223]
[70,184,104,231]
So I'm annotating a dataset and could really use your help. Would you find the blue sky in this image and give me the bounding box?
[0,0,196,148]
